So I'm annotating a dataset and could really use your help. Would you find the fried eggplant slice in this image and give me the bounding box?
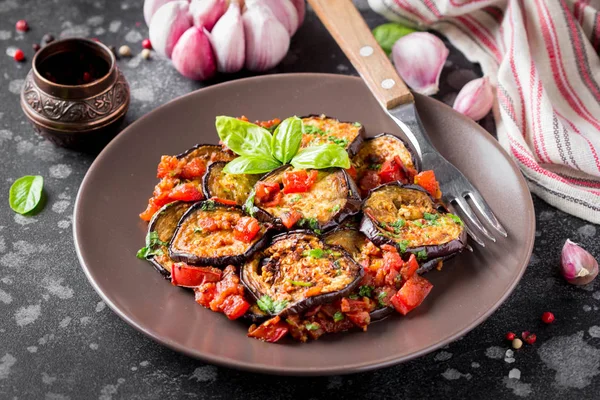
[300,114,364,156]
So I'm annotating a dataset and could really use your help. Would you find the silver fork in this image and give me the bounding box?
[308,0,507,246]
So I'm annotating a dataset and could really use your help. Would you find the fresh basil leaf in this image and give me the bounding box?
[222,156,281,175]
[272,116,302,164]
[290,145,351,170]
[215,116,273,158]
[372,22,418,55]
[9,175,44,215]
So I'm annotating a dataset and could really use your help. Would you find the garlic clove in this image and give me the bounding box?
[149,1,192,58]
[172,26,217,80]
[453,77,494,121]
[290,0,306,26]
[144,0,179,27]
[246,0,299,36]
[561,239,598,285]
[243,3,290,71]
[189,0,227,31]
[207,3,245,73]
[391,32,449,96]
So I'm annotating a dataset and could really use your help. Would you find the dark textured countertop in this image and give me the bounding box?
[1,1,599,399]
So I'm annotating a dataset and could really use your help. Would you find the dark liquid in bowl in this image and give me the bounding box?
[38,51,109,85]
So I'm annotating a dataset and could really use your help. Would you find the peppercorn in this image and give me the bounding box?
[541,312,555,324]
[141,49,151,60]
[142,38,152,50]
[13,49,25,62]
[41,33,55,45]
[118,45,132,57]
[32,43,41,52]
[512,338,523,349]
[15,20,28,32]
[83,72,92,83]
[522,331,537,345]
[505,332,516,341]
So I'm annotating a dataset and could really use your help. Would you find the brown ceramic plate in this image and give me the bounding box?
[74,74,535,375]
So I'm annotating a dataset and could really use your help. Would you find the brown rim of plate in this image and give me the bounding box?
[73,73,535,376]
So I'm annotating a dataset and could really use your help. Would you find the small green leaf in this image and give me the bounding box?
[298,217,319,231]
[302,124,326,136]
[378,291,388,307]
[423,212,438,221]
[244,189,257,217]
[358,285,374,297]
[416,250,428,261]
[333,311,344,322]
[305,322,320,331]
[136,231,167,259]
[290,144,351,170]
[215,116,273,159]
[303,248,325,258]
[372,22,418,55]
[413,220,423,228]
[199,200,216,211]
[448,213,464,226]
[222,155,281,175]
[272,116,303,164]
[9,175,44,215]
[257,295,288,314]
[398,240,410,253]
[348,294,359,300]
[289,280,313,287]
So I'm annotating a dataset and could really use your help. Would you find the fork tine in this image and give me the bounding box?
[447,203,486,247]
[466,190,508,237]
[453,197,496,242]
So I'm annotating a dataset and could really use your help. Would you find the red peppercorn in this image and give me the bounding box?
[142,38,152,50]
[541,312,555,324]
[83,72,92,83]
[15,20,28,32]
[522,331,537,345]
[505,332,516,341]
[13,49,25,62]
[32,43,40,52]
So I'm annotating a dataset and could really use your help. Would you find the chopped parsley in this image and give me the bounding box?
[358,285,374,297]
[290,194,302,203]
[136,231,168,259]
[413,220,424,228]
[303,248,325,258]
[200,200,216,211]
[244,189,257,217]
[328,136,348,148]
[257,295,288,314]
[389,219,406,233]
[348,294,359,300]
[193,227,203,234]
[288,280,313,287]
[416,250,428,261]
[423,212,438,221]
[329,204,341,213]
[298,217,320,232]
[303,125,326,136]
[448,213,464,226]
[368,164,381,171]
[378,291,388,307]
[353,122,362,127]
[398,240,410,253]
[333,311,344,322]
[305,322,320,331]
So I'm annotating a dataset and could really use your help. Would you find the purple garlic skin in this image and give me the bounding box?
[144,0,179,27]
[208,2,245,73]
[243,3,290,72]
[189,0,227,31]
[246,0,300,36]
[453,77,494,121]
[172,26,217,80]
[290,0,306,26]
[561,239,598,285]
[149,1,192,58]
[392,32,449,96]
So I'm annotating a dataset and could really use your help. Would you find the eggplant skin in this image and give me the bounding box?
[300,114,365,157]
[145,201,192,278]
[202,161,261,205]
[240,231,364,317]
[250,165,361,232]
[360,182,467,261]
[353,133,419,176]
[175,144,235,162]
[370,307,394,322]
[168,201,271,267]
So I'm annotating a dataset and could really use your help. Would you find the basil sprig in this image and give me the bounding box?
[9,175,44,215]
[216,116,351,174]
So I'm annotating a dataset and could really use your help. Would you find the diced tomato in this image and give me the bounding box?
[247,316,289,343]
[378,156,407,184]
[168,183,204,202]
[414,170,442,199]
[171,263,223,287]
[400,254,419,282]
[255,181,282,205]
[282,170,318,194]
[390,275,433,315]
[280,210,303,229]
[382,244,403,272]
[157,155,183,178]
[196,217,219,232]
[211,197,237,206]
[194,283,217,308]
[209,266,245,312]
[139,200,161,221]
[358,170,381,195]
[233,217,261,243]
[221,295,251,320]
[345,165,357,180]
[345,311,370,330]
[340,298,370,313]
[180,158,206,180]
[238,115,250,122]
[152,177,178,206]
[256,118,281,129]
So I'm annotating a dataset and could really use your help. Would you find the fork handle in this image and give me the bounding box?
[307,0,414,109]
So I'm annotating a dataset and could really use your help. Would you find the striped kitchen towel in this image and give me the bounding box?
[369,0,600,224]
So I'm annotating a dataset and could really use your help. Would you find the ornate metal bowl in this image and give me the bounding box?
[20,38,130,151]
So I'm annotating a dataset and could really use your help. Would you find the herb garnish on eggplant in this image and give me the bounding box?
[300,115,365,156]
[202,161,261,205]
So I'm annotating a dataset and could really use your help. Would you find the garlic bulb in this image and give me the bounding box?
[453,77,493,121]
[172,26,217,80]
[290,0,306,26]
[208,2,245,73]
[246,0,299,36]
[143,0,178,27]
[243,3,290,71]
[561,239,598,285]
[189,0,227,31]
[391,32,449,96]
[149,1,192,58]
